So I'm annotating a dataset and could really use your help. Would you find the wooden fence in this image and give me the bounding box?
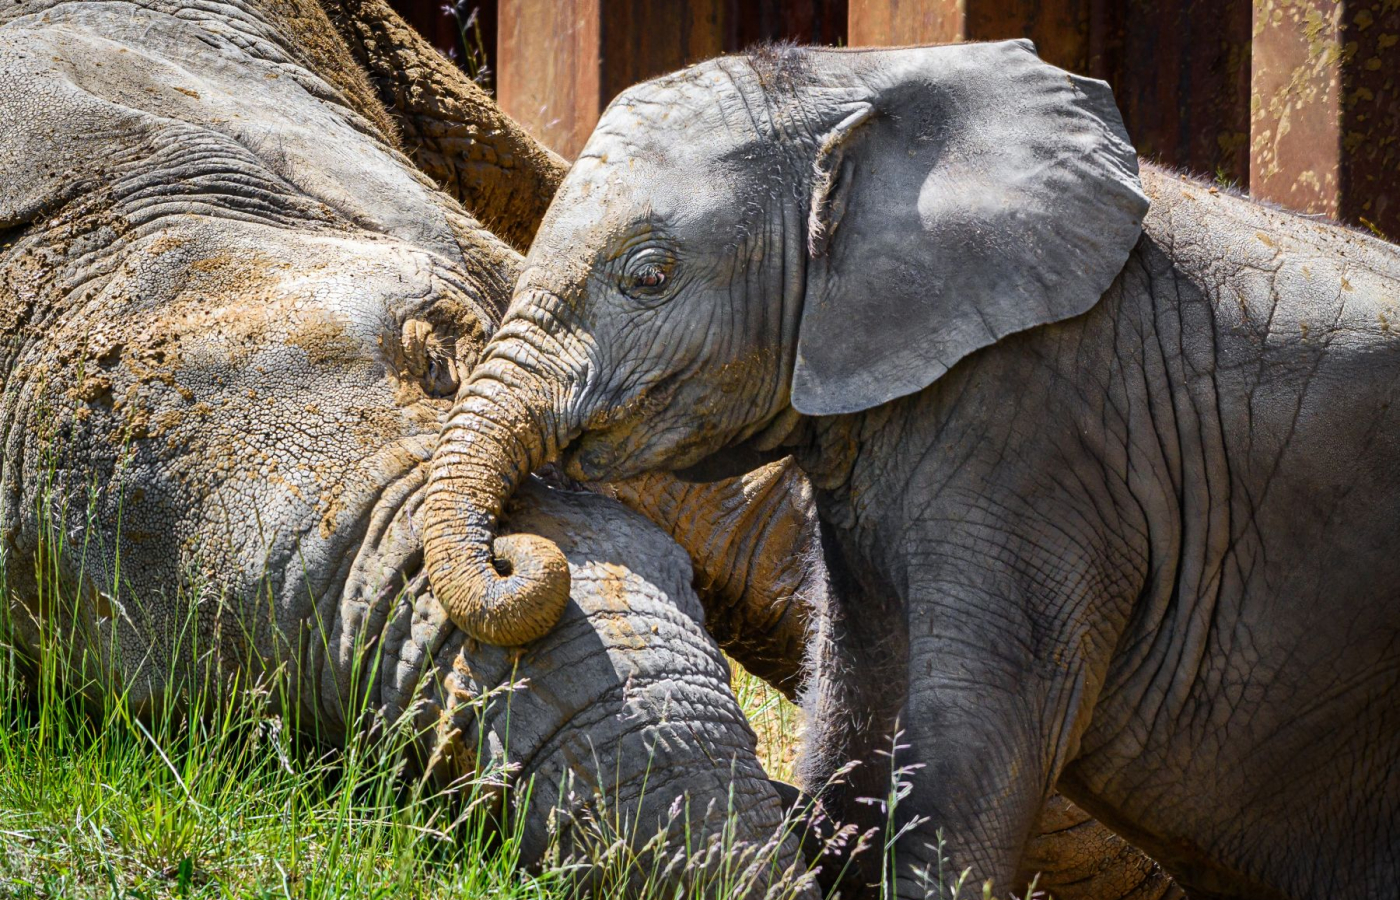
[391,0,1399,235]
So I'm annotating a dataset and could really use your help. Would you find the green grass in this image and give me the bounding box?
[729,664,802,785]
[0,626,808,899]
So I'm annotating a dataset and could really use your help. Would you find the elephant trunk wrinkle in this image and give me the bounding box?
[423,345,578,646]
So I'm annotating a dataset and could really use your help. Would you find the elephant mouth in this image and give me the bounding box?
[562,433,672,483]
[563,421,725,484]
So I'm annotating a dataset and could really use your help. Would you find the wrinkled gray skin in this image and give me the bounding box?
[426,42,1400,899]
[0,0,813,882]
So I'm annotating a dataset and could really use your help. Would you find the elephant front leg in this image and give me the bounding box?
[789,520,912,896]
[890,555,1125,899]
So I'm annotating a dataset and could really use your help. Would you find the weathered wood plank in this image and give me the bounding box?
[1250,0,1400,234]
[847,0,964,43]
[497,0,604,158]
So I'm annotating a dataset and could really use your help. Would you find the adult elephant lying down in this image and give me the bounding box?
[0,0,809,887]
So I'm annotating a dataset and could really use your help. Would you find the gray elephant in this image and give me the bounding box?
[0,0,822,887]
[422,41,1400,899]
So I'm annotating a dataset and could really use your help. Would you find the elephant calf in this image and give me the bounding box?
[424,40,1400,900]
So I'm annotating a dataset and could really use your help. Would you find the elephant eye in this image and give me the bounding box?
[620,250,676,301]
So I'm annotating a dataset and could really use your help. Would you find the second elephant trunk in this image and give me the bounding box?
[422,330,577,645]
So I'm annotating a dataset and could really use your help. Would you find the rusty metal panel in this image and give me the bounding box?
[1245,0,1400,235]
[497,0,603,157]
[1251,0,1344,217]
[496,0,725,158]
[847,0,967,44]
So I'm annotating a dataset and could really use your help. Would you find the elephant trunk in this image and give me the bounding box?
[422,326,577,645]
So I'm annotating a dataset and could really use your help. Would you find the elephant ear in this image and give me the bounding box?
[790,40,1149,416]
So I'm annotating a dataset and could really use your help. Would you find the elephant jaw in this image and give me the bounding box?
[564,385,804,485]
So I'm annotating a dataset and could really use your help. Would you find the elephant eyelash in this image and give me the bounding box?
[636,264,666,289]
[619,251,678,303]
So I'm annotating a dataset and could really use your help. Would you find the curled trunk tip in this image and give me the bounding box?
[421,334,573,647]
[426,530,571,646]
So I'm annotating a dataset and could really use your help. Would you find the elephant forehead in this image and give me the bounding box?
[532,138,747,271]
[589,60,766,161]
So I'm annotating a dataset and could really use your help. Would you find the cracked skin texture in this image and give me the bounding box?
[0,0,809,880]
[0,0,1181,894]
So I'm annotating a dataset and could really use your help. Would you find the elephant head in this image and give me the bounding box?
[422,40,1148,644]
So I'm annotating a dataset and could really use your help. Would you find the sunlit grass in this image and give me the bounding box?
[730,663,802,785]
[0,647,808,899]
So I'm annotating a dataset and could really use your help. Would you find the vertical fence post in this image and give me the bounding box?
[1252,0,1399,233]
[1250,0,1346,218]
[846,0,966,43]
[496,0,604,159]
[496,0,725,158]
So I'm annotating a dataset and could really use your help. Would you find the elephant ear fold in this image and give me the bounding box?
[790,40,1149,417]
